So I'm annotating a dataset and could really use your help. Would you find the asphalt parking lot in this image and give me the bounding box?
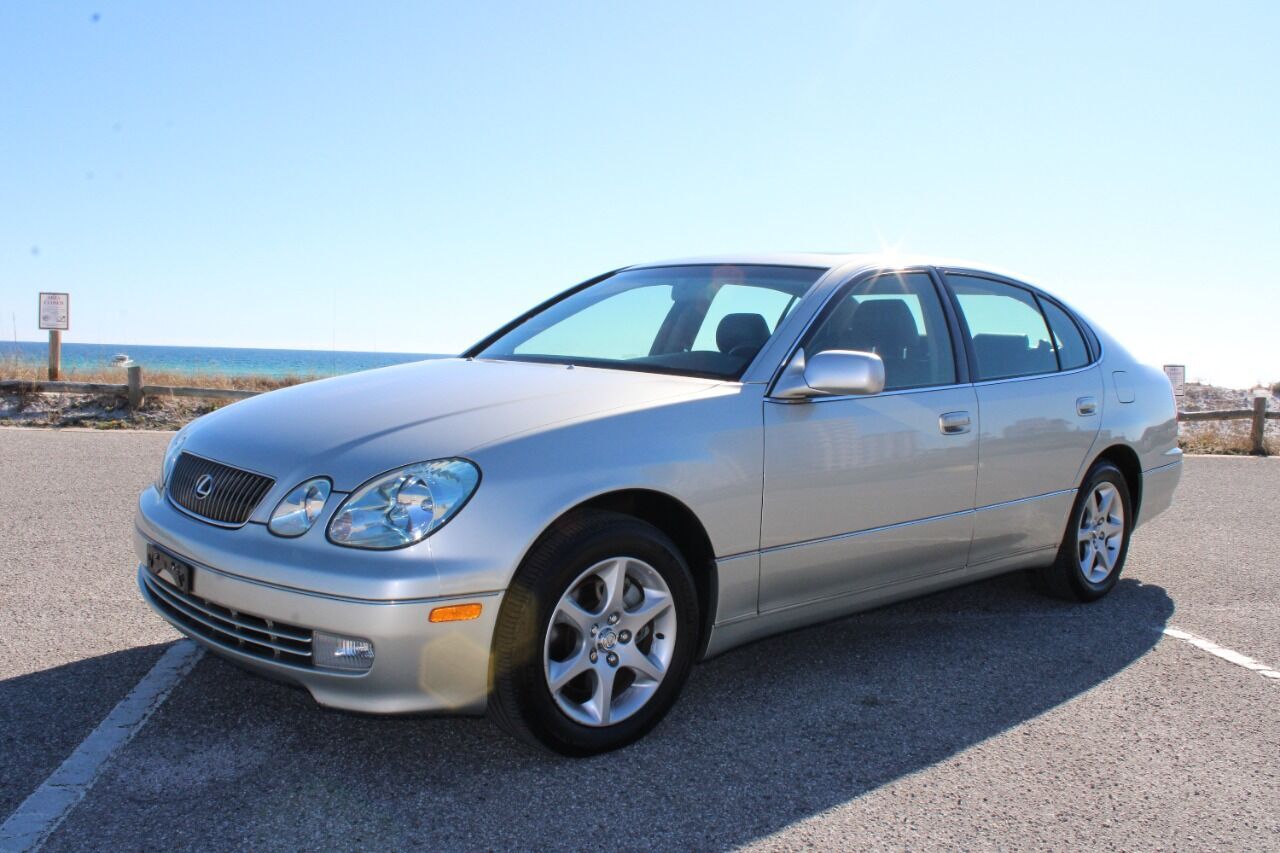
[1,428,1277,851]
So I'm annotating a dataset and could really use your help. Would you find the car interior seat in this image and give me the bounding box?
[716,313,771,361]
[972,333,1057,377]
[845,300,926,388]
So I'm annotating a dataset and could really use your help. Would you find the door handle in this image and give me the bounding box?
[939,411,971,435]
[1076,396,1098,416]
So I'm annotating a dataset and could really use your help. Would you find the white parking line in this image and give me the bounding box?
[0,641,203,852]
[1163,627,1280,680]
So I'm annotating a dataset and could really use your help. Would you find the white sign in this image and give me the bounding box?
[39,292,70,331]
[1163,364,1185,397]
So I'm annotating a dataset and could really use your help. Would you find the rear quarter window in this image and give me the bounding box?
[1038,298,1091,370]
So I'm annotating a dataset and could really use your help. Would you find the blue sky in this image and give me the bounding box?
[2,1,1276,387]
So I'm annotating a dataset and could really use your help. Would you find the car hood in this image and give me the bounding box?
[180,358,722,491]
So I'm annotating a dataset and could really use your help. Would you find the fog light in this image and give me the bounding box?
[313,631,375,671]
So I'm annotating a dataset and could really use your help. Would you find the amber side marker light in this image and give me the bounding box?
[429,603,483,623]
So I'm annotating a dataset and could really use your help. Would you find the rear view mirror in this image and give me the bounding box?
[772,349,885,399]
[670,279,716,305]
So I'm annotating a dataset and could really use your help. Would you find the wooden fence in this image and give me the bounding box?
[1179,397,1277,455]
[0,365,259,407]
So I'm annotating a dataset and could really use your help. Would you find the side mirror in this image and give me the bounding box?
[772,348,886,399]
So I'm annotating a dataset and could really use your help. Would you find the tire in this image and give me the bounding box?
[1036,460,1133,602]
[489,510,700,756]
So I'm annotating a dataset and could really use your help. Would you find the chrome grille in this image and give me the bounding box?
[142,570,313,666]
[168,452,274,526]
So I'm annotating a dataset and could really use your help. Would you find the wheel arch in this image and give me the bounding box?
[548,488,718,659]
[1090,444,1143,522]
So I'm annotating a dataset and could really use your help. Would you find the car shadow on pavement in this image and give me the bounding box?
[0,643,170,819]
[33,574,1173,851]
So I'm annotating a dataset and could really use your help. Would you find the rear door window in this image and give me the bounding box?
[947,275,1057,381]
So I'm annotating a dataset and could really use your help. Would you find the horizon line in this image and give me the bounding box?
[1,340,453,357]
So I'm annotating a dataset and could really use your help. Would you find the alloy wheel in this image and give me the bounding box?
[542,557,677,727]
[1077,482,1125,583]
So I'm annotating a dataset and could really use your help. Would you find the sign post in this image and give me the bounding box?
[1162,364,1185,398]
[39,292,70,380]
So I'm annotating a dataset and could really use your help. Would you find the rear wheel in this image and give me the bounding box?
[1037,461,1133,601]
[489,510,699,755]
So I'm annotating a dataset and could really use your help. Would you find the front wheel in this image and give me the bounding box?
[489,510,699,756]
[1036,460,1133,601]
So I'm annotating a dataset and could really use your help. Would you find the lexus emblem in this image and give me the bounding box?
[193,474,215,500]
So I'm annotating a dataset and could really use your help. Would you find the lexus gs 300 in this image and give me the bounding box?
[136,254,1181,755]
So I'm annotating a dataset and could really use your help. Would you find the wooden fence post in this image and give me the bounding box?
[47,329,61,380]
[127,365,143,410]
[1250,396,1267,455]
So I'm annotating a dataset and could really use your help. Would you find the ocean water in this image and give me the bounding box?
[0,340,447,378]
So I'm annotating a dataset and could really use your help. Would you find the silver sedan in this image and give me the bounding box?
[135,254,1182,755]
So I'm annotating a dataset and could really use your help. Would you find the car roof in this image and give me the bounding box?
[625,252,1030,281]
[626,252,862,270]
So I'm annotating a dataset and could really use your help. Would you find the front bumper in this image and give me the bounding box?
[134,495,502,715]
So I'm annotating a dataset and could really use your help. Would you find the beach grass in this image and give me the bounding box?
[1178,421,1279,455]
[0,355,320,392]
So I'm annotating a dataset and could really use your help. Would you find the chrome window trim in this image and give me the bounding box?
[764,359,1099,402]
[967,360,1100,388]
[765,380,965,405]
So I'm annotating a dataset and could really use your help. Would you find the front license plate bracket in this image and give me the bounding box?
[146,545,193,593]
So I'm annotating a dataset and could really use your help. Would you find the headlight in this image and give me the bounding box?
[268,478,332,538]
[157,431,188,492]
[328,459,480,550]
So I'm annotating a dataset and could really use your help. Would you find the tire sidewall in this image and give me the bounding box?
[498,515,700,755]
[1065,463,1132,600]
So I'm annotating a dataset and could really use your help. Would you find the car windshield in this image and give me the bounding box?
[473,264,824,379]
